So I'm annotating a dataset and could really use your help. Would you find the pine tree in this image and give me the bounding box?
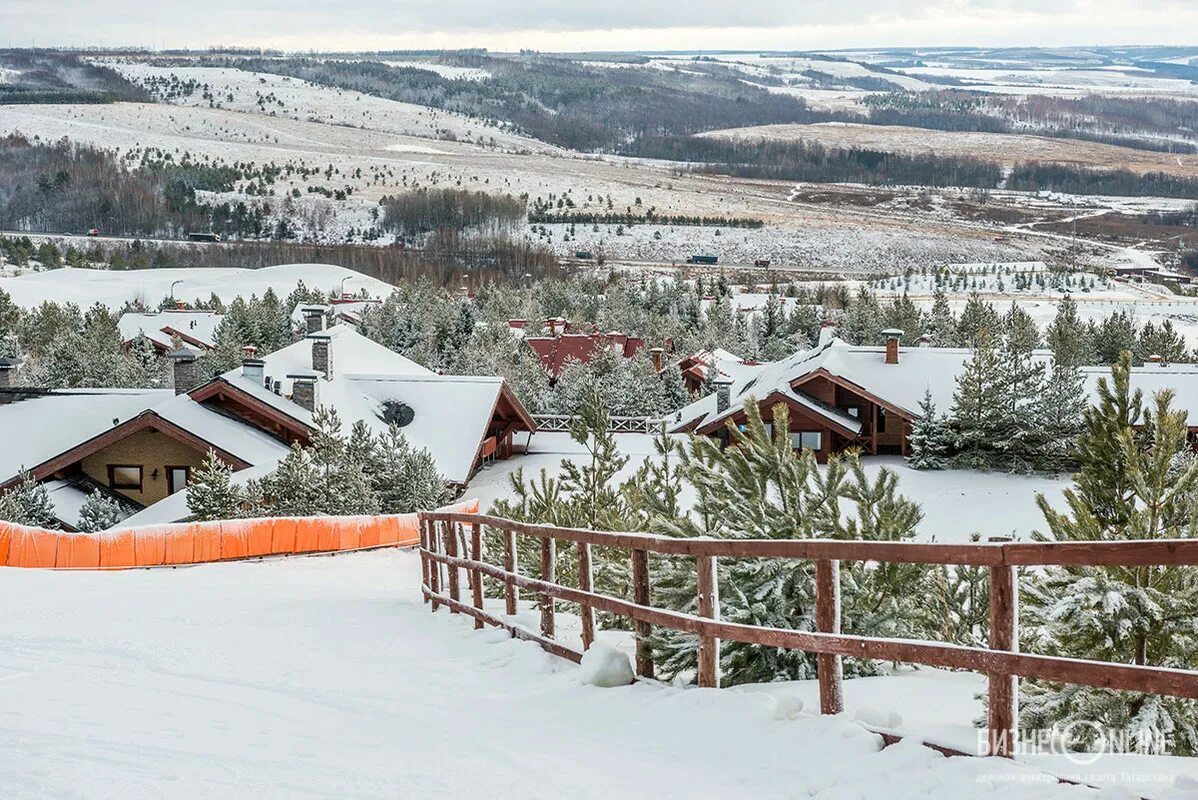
[840,288,884,346]
[957,293,999,347]
[1024,352,1198,755]
[1045,294,1090,369]
[925,288,958,347]
[949,327,1006,468]
[369,426,448,514]
[77,491,124,532]
[0,470,55,527]
[660,359,690,411]
[907,388,950,469]
[994,313,1047,472]
[187,451,242,520]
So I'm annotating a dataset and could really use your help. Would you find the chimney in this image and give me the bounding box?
[817,320,837,347]
[882,329,903,365]
[650,346,664,372]
[309,332,332,378]
[1149,354,1163,365]
[546,318,559,337]
[175,301,186,311]
[241,345,264,386]
[302,307,326,335]
[0,357,18,389]
[288,371,319,413]
[166,348,206,395]
[916,333,933,347]
[714,376,733,415]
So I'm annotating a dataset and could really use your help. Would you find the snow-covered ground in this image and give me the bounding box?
[3,548,1187,799]
[0,264,393,309]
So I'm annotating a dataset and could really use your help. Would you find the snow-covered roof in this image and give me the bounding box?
[152,394,293,465]
[0,389,172,483]
[672,336,1198,435]
[44,480,94,529]
[118,311,223,350]
[349,375,508,484]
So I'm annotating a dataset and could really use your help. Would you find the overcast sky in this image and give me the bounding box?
[5,0,1198,51]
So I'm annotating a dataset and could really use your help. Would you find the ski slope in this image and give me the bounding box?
[0,548,1147,799]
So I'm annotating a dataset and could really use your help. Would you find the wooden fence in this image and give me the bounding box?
[419,510,1198,758]
[531,414,662,434]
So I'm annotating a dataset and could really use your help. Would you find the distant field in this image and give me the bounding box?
[701,122,1198,177]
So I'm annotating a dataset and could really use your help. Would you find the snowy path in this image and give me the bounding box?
[0,552,1108,799]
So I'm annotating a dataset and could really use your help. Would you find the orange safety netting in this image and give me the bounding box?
[0,499,477,570]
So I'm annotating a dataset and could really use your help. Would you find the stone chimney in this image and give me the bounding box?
[650,347,664,372]
[714,376,733,415]
[302,307,326,335]
[166,348,206,395]
[882,329,904,365]
[288,371,319,413]
[309,332,332,378]
[241,345,264,386]
[0,357,18,389]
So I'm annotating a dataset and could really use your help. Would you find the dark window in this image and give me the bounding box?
[790,431,823,451]
[877,408,887,433]
[167,466,190,495]
[108,465,143,491]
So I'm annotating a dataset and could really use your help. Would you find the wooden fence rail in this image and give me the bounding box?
[419,511,1198,758]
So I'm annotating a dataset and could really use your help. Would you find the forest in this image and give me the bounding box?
[0,50,149,105]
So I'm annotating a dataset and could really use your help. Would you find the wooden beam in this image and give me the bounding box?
[503,527,518,616]
[577,542,595,650]
[816,559,844,715]
[632,548,654,679]
[446,521,461,612]
[540,536,556,638]
[696,554,720,688]
[470,523,484,630]
[988,558,1018,757]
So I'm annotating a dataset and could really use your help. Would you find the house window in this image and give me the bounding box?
[167,466,190,495]
[791,431,823,451]
[107,465,143,491]
[844,406,861,418]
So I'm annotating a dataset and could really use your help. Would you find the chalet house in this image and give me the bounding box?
[671,330,1198,463]
[118,310,223,353]
[523,318,659,381]
[673,348,759,394]
[0,325,535,529]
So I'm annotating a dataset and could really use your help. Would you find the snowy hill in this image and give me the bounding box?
[0,264,393,309]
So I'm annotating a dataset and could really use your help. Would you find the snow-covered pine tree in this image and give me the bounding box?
[925,288,959,347]
[840,288,884,346]
[949,327,1006,468]
[187,450,242,520]
[659,358,690,411]
[0,470,55,527]
[77,490,124,532]
[907,388,950,469]
[994,306,1047,472]
[370,426,448,514]
[956,293,1000,347]
[1023,352,1198,755]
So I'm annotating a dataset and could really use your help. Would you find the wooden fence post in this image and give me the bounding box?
[446,523,461,612]
[419,518,430,604]
[470,523,484,630]
[578,542,595,650]
[988,544,1018,758]
[428,521,441,611]
[502,526,518,616]
[631,548,654,679]
[815,558,844,715]
[540,536,556,638]
[696,554,720,688]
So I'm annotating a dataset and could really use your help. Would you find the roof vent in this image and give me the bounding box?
[379,400,415,428]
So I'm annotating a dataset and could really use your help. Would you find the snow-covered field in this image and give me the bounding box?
[0,264,393,309]
[3,548,1186,799]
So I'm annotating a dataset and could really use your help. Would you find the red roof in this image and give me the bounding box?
[525,333,647,379]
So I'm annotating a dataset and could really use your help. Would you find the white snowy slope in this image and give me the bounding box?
[0,549,1159,800]
[0,264,394,310]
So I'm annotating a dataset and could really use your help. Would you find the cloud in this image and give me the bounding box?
[4,0,1198,50]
